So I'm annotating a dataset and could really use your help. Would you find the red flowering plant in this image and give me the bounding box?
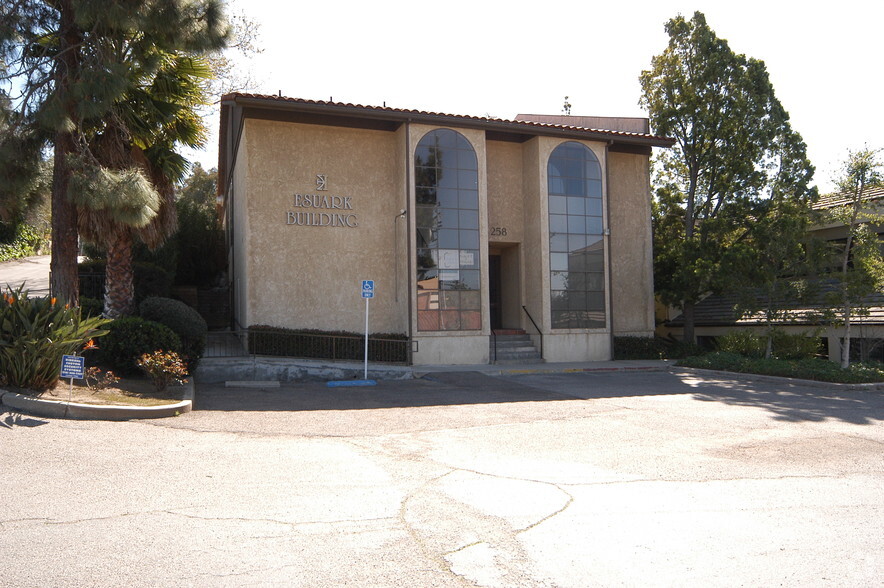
[136,350,188,392]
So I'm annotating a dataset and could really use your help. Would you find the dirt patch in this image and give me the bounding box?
[9,378,186,407]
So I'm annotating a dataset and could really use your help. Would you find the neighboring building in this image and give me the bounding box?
[662,186,884,362]
[218,94,673,364]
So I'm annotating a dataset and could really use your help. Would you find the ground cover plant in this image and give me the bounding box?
[678,351,884,384]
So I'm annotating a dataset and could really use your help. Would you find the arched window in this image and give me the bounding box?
[414,129,481,331]
[547,142,605,329]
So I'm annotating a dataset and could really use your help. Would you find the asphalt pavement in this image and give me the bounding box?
[2,369,882,586]
[0,254,51,297]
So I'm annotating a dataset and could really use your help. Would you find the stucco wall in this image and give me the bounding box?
[240,118,407,334]
[231,125,250,329]
[608,152,655,337]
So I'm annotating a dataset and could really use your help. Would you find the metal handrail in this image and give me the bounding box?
[491,329,497,363]
[521,305,543,359]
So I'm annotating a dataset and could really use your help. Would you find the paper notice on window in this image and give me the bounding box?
[438,249,460,269]
[459,251,474,266]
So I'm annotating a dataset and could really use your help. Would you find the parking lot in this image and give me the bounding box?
[2,369,882,586]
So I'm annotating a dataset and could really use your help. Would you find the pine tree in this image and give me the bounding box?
[640,12,815,343]
[0,0,228,307]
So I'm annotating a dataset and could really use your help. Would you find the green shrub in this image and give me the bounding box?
[0,223,48,261]
[77,260,173,303]
[716,330,767,358]
[613,336,669,359]
[679,351,745,371]
[139,297,207,368]
[175,199,226,287]
[78,296,104,318]
[0,287,110,390]
[99,317,182,375]
[677,353,884,384]
[248,325,409,363]
[771,330,822,360]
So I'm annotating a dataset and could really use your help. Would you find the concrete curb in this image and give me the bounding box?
[673,366,884,391]
[0,379,194,420]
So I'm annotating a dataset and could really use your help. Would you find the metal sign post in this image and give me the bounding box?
[361,280,374,380]
[60,355,85,404]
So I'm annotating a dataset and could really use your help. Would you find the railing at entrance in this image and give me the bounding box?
[205,328,415,365]
[521,305,543,359]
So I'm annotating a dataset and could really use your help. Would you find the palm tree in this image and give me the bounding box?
[74,54,213,318]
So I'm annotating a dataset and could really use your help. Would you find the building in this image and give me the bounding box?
[218,94,673,364]
[661,186,884,362]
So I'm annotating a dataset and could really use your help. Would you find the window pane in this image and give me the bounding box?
[459,209,478,229]
[550,233,568,252]
[414,129,482,331]
[549,196,567,214]
[460,229,479,249]
[547,141,605,330]
[550,252,568,271]
[440,208,459,229]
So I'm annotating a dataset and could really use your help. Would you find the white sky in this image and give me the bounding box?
[189,1,884,193]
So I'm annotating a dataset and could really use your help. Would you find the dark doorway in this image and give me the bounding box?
[489,254,502,330]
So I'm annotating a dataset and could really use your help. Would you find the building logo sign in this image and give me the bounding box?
[287,173,359,228]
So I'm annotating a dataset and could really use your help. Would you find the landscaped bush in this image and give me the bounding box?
[0,287,109,390]
[716,330,767,358]
[248,325,409,363]
[78,296,103,318]
[98,317,182,375]
[613,336,670,359]
[0,223,48,261]
[613,336,705,360]
[771,330,823,360]
[139,297,207,369]
[77,260,173,303]
[677,353,884,384]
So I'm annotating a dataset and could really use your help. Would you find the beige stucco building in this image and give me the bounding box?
[218,94,673,365]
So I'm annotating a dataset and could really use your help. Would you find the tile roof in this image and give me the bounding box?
[813,185,884,210]
[667,280,884,327]
[219,93,675,145]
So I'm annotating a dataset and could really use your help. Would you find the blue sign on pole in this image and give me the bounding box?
[361,280,374,299]
[60,355,85,379]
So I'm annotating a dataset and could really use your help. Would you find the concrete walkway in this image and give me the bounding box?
[0,254,51,297]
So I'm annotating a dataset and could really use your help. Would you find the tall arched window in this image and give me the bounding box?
[414,129,481,331]
[547,142,605,329]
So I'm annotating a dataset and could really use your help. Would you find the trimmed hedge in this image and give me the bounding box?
[139,297,207,369]
[99,317,182,375]
[678,352,884,384]
[715,329,822,360]
[613,336,704,360]
[248,325,409,363]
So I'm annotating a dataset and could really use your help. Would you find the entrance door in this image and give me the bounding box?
[489,254,502,330]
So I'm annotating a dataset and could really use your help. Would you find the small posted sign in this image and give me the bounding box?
[361,280,374,299]
[60,355,85,380]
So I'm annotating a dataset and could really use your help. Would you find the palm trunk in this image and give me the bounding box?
[104,231,135,318]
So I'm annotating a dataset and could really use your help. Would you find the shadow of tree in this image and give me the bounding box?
[675,369,884,425]
[1,409,49,428]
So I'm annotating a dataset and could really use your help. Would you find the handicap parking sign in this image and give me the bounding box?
[361,280,374,299]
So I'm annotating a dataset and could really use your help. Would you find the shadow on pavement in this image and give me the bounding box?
[193,369,884,426]
[1,409,49,428]
[513,369,884,425]
[195,372,576,412]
